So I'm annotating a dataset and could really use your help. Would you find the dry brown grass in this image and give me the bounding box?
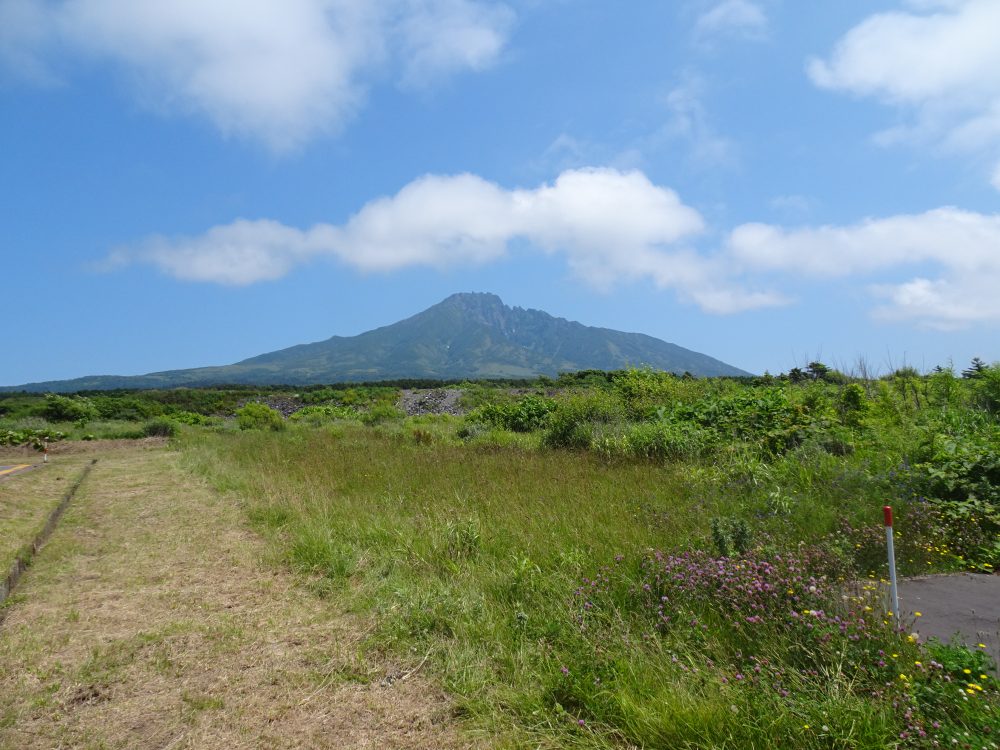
[0,446,477,749]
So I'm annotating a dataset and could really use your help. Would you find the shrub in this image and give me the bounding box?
[972,364,1000,414]
[625,419,711,461]
[912,426,1000,570]
[709,517,751,557]
[927,367,962,410]
[288,405,360,424]
[0,427,65,450]
[543,392,626,449]
[164,410,212,426]
[612,367,701,418]
[671,387,813,455]
[361,403,405,425]
[42,394,97,423]
[142,418,178,438]
[236,403,285,431]
[91,396,161,421]
[456,421,489,441]
[838,383,868,425]
[469,395,556,432]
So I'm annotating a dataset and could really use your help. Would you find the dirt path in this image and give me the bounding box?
[0,447,472,749]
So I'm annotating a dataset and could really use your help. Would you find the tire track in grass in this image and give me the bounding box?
[0,459,96,613]
[0,446,476,749]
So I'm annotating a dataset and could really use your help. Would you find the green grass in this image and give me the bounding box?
[181,420,1000,748]
[0,457,93,577]
[6,367,998,745]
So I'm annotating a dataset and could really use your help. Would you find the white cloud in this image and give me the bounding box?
[114,164,1000,328]
[123,167,784,314]
[532,76,737,175]
[396,0,514,88]
[0,0,513,151]
[769,194,814,216]
[136,219,328,285]
[808,0,1000,186]
[694,0,767,42]
[871,275,1000,330]
[0,0,57,83]
[651,77,736,167]
[727,207,1000,328]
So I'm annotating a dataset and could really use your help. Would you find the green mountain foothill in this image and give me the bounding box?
[2,293,749,392]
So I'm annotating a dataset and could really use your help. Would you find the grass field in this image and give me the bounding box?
[0,445,467,749]
[2,368,999,747]
[0,456,92,580]
[182,422,999,748]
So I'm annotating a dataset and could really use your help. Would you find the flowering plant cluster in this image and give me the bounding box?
[570,545,999,748]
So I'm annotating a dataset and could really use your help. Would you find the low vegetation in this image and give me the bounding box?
[0,456,93,576]
[2,362,998,747]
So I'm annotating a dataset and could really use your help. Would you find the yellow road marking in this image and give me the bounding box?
[0,464,30,477]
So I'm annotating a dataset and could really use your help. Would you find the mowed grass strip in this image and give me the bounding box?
[0,446,474,749]
[0,455,93,579]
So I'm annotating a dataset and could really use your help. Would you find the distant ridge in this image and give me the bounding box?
[1,293,750,391]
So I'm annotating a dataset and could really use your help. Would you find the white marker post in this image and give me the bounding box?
[884,505,900,623]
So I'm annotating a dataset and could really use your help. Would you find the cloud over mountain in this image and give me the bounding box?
[114,165,1000,328]
[122,168,784,314]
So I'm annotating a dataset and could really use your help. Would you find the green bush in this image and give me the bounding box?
[288,405,360,424]
[0,427,65,450]
[360,403,405,425]
[625,419,711,460]
[167,410,213,426]
[913,425,1000,569]
[456,421,489,441]
[543,392,625,449]
[927,367,962,410]
[612,367,702,418]
[672,387,813,455]
[236,403,285,431]
[142,418,178,438]
[91,396,161,421]
[972,364,1000,414]
[838,383,868,425]
[469,395,556,432]
[42,394,97,423]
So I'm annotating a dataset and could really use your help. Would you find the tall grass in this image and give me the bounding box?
[180,422,999,748]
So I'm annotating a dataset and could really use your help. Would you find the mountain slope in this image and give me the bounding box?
[2,293,750,391]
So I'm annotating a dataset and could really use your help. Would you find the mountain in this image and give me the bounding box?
[2,293,750,391]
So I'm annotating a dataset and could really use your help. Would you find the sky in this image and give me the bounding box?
[2,0,1000,384]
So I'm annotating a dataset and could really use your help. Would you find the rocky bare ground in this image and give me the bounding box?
[399,389,464,417]
[237,396,303,417]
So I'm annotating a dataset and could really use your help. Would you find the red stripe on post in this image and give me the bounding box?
[883,505,893,527]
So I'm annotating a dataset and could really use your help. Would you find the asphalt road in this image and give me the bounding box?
[898,573,1000,673]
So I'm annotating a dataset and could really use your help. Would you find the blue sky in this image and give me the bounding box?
[2,0,1000,384]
